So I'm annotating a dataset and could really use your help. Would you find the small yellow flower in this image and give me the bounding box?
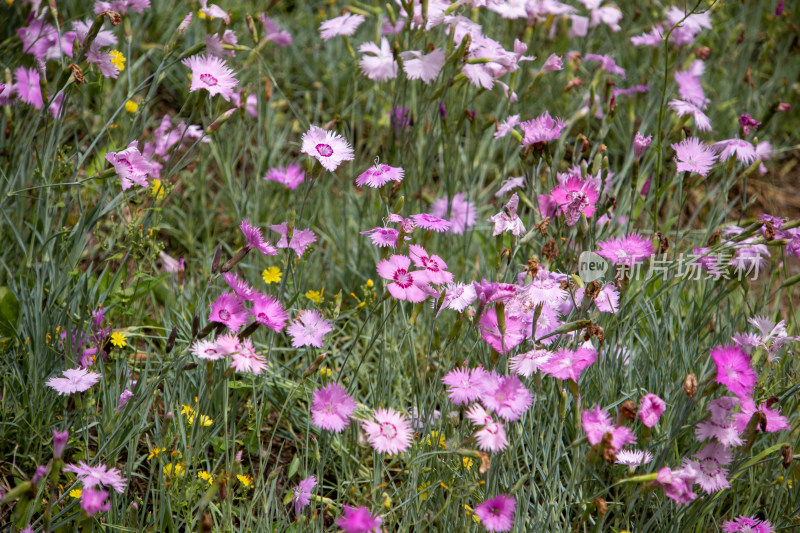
[417,481,431,501]
[237,474,253,488]
[262,266,282,284]
[148,447,164,460]
[197,10,207,19]
[125,100,138,113]
[366,279,374,288]
[462,457,473,470]
[151,179,166,199]
[318,366,332,378]
[426,431,446,449]
[164,463,185,478]
[109,50,126,72]
[110,331,127,348]
[383,494,391,508]
[181,404,195,416]
[305,288,324,304]
[198,471,213,484]
[70,488,82,498]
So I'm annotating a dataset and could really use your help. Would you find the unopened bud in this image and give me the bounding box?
[211,245,222,274]
[656,232,669,254]
[683,373,697,398]
[593,498,608,517]
[53,429,69,459]
[302,353,327,379]
[191,314,200,338]
[245,14,258,43]
[166,325,177,354]
[780,445,793,469]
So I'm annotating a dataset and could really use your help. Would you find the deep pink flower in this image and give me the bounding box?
[596,232,655,266]
[738,114,761,136]
[362,408,413,455]
[359,38,397,82]
[53,429,69,459]
[541,346,597,381]
[14,67,43,109]
[550,174,599,226]
[292,475,317,515]
[230,339,267,374]
[712,139,757,165]
[182,54,238,101]
[711,345,757,399]
[209,293,248,332]
[311,382,357,432]
[581,404,636,450]
[260,15,292,46]
[64,461,127,492]
[520,111,566,146]
[106,141,157,190]
[223,272,257,301]
[638,393,666,427]
[93,0,150,14]
[240,219,278,256]
[264,163,304,189]
[652,467,697,505]
[733,398,791,434]
[355,162,404,188]
[268,222,317,257]
[431,193,477,234]
[473,279,517,306]
[80,487,110,516]
[668,100,712,132]
[287,310,333,348]
[474,494,516,532]
[409,244,453,285]
[360,227,399,248]
[479,372,533,422]
[301,125,354,172]
[319,13,365,41]
[336,506,381,533]
[681,442,731,494]
[250,294,288,332]
[722,516,774,533]
[479,307,526,354]
[410,213,451,232]
[488,193,525,236]
[442,365,486,405]
[46,368,102,395]
[376,254,431,302]
[400,48,445,84]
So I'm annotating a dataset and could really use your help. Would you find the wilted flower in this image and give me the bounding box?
[489,193,525,236]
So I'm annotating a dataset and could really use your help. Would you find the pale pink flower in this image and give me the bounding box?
[712,139,758,165]
[438,282,477,314]
[229,340,267,374]
[721,516,774,533]
[633,131,651,160]
[260,15,292,46]
[311,382,356,432]
[442,366,486,405]
[199,0,229,23]
[360,227,399,248]
[488,193,525,236]
[410,213,451,232]
[191,339,224,361]
[14,67,43,109]
[652,467,697,505]
[409,244,453,285]
[550,174,600,226]
[399,48,445,84]
[319,13,365,41]
[520,111,567,146]
[46,368,102,395]
[541,54,563,73]
[64,461,127,492]
[733,398,791,434]
[681,442,731,494]
[494,115,520,139]
[182,54,238,101]
[430,193,477,234]
[359,38,397,82]
[268,222,317,257]
[362,408,413,455]
[631,25,664,47]
[695,396,743,447]
[287,310,333,348]
[668,99,712,132]
[615,448,653,469]
[495,176,525,197]
[80,487,110,516]
[479,308,526,354]
[263,163,304,189]
[301,125,354,172]
[509,349,552,378]
[355,163,404,188]
[516,276,567,311]
[106,141,157,190]
[584,53,626,78]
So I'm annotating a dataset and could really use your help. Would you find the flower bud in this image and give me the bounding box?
[53,429,69,460]
[781,444,793,469]
[683,373,697,398]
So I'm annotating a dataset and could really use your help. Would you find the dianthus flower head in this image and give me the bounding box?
[106,141,157,190]
[633,131,651,160]
[264,163,304,189]
[319,13,365,41]
[695,396,743,447]
[46,368,102,395]
[581,404,636,450]
[250,294,288,332]
[738,114,761,136]
[209,292,248,332]
[240,219,278,256]
[712,139,758,165]
[268,222,317,257]
[438,282,477,315]
[310,382,357,432]
[64,461,127,493]
[479,372,533,422]
[14,67,43,109]
[409,244,453,285]
[668,100,712,132]
[410,213,451,232]
[229,339,267,374]
[509,348,552,378]
[520,111,566,146]
[182,54,238,101]
[479,307,526,354]
[301,125,354,172]
[584,53,626,78]
[721,515,774,533]
[336,505,382,533]
[652,466,698,505]
[376,254,431,302]
[733,397,791,434]
[358,38,397,82]
[516,275,567,311]
[681,442,731,494]
[488,193,525,236]
[596,232,655,266]
[80,487,110,516]
[360,227,399,248]
[260,15,292,46]
[541,346,597,381]
[355,162,404,188]
[399,48,445,84]
[615,448,653,469]
[223,272,257,300]
[710,345,757,399]
[550,174,599,226]
[362,408,413,455]
[638,393,666,427]
[430,193,477,234]
[287,309,333,348]
[292,475,317,515]
[474,494,516,532]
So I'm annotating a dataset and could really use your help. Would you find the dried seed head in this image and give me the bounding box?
[781,444,793,469]
[656,232,669,254]
[593,498,608,517]
[479,452,490,474]
[684,373,698,398]
[600,432,616,463]
[200,512,213,533]
[535,217,551,237]
[695,46,712,60]
[101,10,122,25]
[565,77,582,92]
[166,325,177,354]
[707,230,721,247]
[68,63,85,84]
[526,258,540,279]
[542,238,559,261]
[618,400,637,422]
[211,245,223,274]
[585,281,602,300]
[764,220,775,241]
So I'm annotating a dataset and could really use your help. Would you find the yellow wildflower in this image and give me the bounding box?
[197,10,207,19]
[305,288,324,304]
[237,474,253,488]
[70,488,82,498]
[366,279,373,288]
[151,179,166,199]
[426,431,446,449]
[462,457,473,470]
[383,494,391,508]
[164,463,185,478]
[125,100,138,113]
[181,404,194,416]
[110,331,127,348]
[318,366,332,378]
[109,50,126,72]
[198,471,213,484]
[417,481,431,501]
[148,447,164,460]
[262,266,282,284]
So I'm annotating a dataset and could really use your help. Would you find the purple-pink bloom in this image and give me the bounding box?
[64,461,127,492]
[674,62,708,108]
[479,372,533,422]
[681,442,731,494]
[733,397,791,434]
[268,222,317,257]
[223,272,257,300]
[631,24,664,47]
[359,38,397,82]
[584,53,626,78]
[466,404,509,453]
[292,475,317,515]
[495,176,525,197]
[489,193,525,236]
[400,48,445,84]
[209,292,248,332]
[516,275,567,311]
[301,125,354,172]
[409,244,453,285]
[319,13,365,41]
[652,466,698,505]
[431,193,477,234]
[712,139,758,165]
[116,390,134,412]
[474,494,516,532]
[638,393,666,427]
[711,345,757,399]
[250,294,288,332]
[541,53,563,73]
[696,396,743,447]
[596,232,655,266]
[473,279,517,306]
[80,487,111,516]
[541,346,597,381]
[337,506,382,533]
[46,368,102,395]
[93,0,150,14]
[240,219,278,256]
[633,131,651,160]
[438,282,477,315]
[260,15,292,46]
[615,448,653,469]
[549,173,600,226]
[182,54,238,101]
[53,429,69,459]
[106,141,157,190]
[722,516,774,533]
[311,382,357,432]
[264,163,304,189]
[479,307,526,354]
[520,111,567,146]
[738,114,761,136]
[581,404,637,450]
[410,213,451,232]
[199,0,229,23]
[442,365,486,405]
[376,254,431,302]
[360,227,399,248]
[14,67,43,109]
[494,115,520,139]
[362,408,413,455]
[287,310,333,348]
[355,162,404,188]
[668,99,712,132]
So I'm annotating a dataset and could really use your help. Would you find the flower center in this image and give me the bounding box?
[316,144,333,157]
[393,269,413,289]
[199,73,218,86]
[219,309,231,321]
[380,422,398,439]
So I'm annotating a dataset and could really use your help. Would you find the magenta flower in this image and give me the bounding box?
[250,294,288,332]
[410,213,451,232]
[638,393,666,427]
[733,397,791,434]
[430,193,477,235]
[182,54,238,101]
[409,245,453,285]
[474,494,516,532]
[311,382,357,432]
[681,442,731,494]
[596,232,655,266]
[489,193,525,237]
[479,372,533,422]
[550,174,599,226]
[268,222,317,257]
[46,368,102,395]
[209,293,248,332]
[223,272,257,301]
[287,310,333,348]
[400,48,445,84]
[106,141,157,190]
[355,162,404,188]
[711,345,757,399]
[509,349,552,378]
[362,408,413,455]
[584,53,626,78]
[319,13,365,41]
[301,125,354,172]
[668,99,712,132]
[359,38,397,82]
[442,365,486,405]
[14,67,43,109]
[520,111,566,146]
[652,467,697,505]
[473,280,517,306]
[240,219,278,256]
[695,396,743,447]
[581,404,636,450]
[712,139,757,165]
[116,390,133,412]
[64,461,127,492]
[633,131,651,160]
[376,254,431,303]
[738,114,761,136]
[260,15,292,46]
[230,340,267,374]
[80,487,111,516]
[360,227,399,248]
[205,31,237,58]
[479,308,526,354]
[264,163,304,189]
[722,516,774,533]
[336,506,382,533]
[541,346,597,381]
[292,475,317,515]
